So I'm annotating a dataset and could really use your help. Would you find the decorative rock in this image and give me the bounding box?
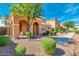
[74,45,79,56]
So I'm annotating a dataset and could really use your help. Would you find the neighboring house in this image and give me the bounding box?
[60,24,68,30]
[46,19,60,30]
[7,14,60,39]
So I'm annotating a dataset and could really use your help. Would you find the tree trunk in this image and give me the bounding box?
[27,17,32,41]
[28,23,31,41]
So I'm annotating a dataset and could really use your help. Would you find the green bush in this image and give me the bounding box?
[59,29,68,33]
[0,35,11,46]
[42,31,50,36]
[42,31,47,36]
[41,37,56,55]
[64,30,68,33]
[46,31,50,35]
[15,44,26,56]
[75,29,79,34]
[25,32,32,39]
[51,30,58,35]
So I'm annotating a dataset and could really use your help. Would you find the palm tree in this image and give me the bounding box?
[11,3,43,40]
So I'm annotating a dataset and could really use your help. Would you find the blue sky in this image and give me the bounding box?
[43,3,79,25]
[0,3,79,25]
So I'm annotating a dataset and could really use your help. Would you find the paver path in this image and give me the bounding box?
[12,38,76,56]
[14,39,45,56]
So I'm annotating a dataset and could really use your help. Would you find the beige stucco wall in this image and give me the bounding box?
[8,14,60,39]
[8,15,21,39]
[8,15,42,39]
[31,20,41,35]
[46,19,60,30]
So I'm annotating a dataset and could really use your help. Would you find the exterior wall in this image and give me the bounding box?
[8,15,21,39]
[8,14,60,39]
[7,15,14,38]
[8,15,42,38]
[40,24,46,32]
[9,24,13,37]
[35,18,47,33]
[13,24,19,38]
[32,20,41,35]
[46,19,60,30]
[54,20,60,29]
[13,16,28,38]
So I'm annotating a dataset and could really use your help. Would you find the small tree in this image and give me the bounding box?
[11,3,43,41]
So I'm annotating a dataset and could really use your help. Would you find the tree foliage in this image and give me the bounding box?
[11,3,43,25]
[11,3,43,40]
[63,21,75,28]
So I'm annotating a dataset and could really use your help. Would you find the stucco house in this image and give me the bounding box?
[46,19,60,30]
[7,14,60,39]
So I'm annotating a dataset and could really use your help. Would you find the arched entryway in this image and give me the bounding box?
[19,20,29,34]
[33,22,39,35]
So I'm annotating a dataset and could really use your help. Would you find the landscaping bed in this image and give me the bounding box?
[0,35,78,56]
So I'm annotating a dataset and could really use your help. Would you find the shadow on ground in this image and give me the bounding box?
[54,48,65,56]
[32,35,45,39]
[0,41,17,56]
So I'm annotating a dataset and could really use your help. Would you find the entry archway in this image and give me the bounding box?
[33,22,39,35]
[19,20,28,34]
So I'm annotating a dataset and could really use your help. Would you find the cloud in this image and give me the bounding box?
[63,17,79,22]
[64,4,79,15]
[70,19,79,21]
[58,16,65,21]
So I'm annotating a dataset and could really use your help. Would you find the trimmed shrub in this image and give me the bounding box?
[0,35,11,46]
[41,37,56,55]
[51,30,58,35]
[46,31,50,35]
[25,32,32,39]
[15,44,26,56]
